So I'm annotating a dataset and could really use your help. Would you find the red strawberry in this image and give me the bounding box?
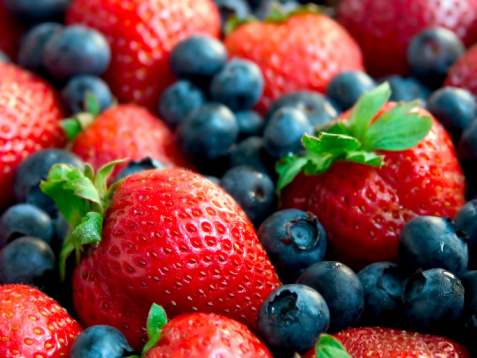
[304,328,470,358]
[41,165,281,350]
[337,0,477,77]
[279,83,465,268]
[65,0,220,111]
[141,305,272,358]
[70,105,192,177]
[0,63,66,211]
[0,284,83,358]
[224,9,363,114]
[444,45,477,97]
[0,2,24,60]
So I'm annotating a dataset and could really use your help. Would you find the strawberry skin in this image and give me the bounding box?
[337,0,477,77]
[281,104,465,269]
[0,284,83,358]
[72,168,281,350]
[65,0,220,111]
[71,105,192,177]
[445,46,477,97]
[144,313,272,358]
[224,12,364,114]
[303,327,470,358]
[0,63,66,211]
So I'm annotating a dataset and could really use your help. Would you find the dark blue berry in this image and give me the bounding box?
[402,268,464,330]
[257,284,330,355]
[210,58,264,111]
[407,27,465,89]
[229,137,274,176]
[52,215,70,254]
[399,216,468,276]
[455,200,477,269]
[358,262,404,326]
[326,71,376,111]
[220,166,275,227]
[2,0,71,23]
[18,22,63,73]
[69,325,134,358]
[158,80,206,128]
[176,103,238,166]
[458,120,477,199]
[267,91,340,127]
[297,261,364,333]
[460,271,477,331]
[43,25,111,81]
[258,209,326,283]
[13,149,84,217]
[205,176,220,185]
[0,237,55,285]
[0,50,11,64]
[263,107,312,159]
[381,75,431,103]
[214,0,251,33]
[235,110,264,139]
[170,35,227,84]
[427,87,476,143]
[61,75,112,115]
[114,157,168,183]
[0,204,53,247]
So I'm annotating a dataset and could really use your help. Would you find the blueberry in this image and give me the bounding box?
[229,137,274,176]
[297,261,364,333]
[460,271,477,331]
[18,22,63,73]
[214,0,251,33]
[176,103,239,167]
[0,237,55,285]
[358,262,404,326]
[43,25,111,81]
[158,81,206,128]
[210,58,264,111]
[2,0,71,23]
[220,166,275,227]
[258,209,326,283]
[399,216,468,276]
[326,71,376,111]
[114,157,168,182]
[0,204,53,247]
[455,200,477,269]
[459,120,477,199]
[70,325,134,358]
[61,75,112,115]
[52,215,70,254]
[257,284,330,355]
[402,268,465,330]
[235,110,264,139]
[13,149,84,217]
[170,35,227,84]
[267,91,340,127]
[380,75,431,103]
[205,176,220,185]
[263,107,312,159]
[407,27,465,89]
[426,87,476,143]
[0,50,11,64]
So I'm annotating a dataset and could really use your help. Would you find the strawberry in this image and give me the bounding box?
[337,0,477,77]
[0,2,24,60]
[224,7,364,114]
[0,284,83,358]
[0,62,66,211]
[41,164,281,350]
[279,83,465,269]
[65,0,220,111]
[70,105,192,178]
[303,328,470,358]
[444,46,477,98]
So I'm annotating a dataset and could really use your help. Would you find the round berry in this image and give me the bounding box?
[382,75,431,103]
[455,200,477,269]
[62,75,113,115]
[2,0,71,23]
[326,71,376,111]
[458,120,477,198]
[229,137,274,175]
[114,157,168,183]
[235,110,264,139]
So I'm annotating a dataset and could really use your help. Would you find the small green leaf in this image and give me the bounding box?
[315,334,352,358]
[94,159,128,201]
[276,155,309,193]
[363,101,432,151]
[302,152,335,175]
[348,82,391,141]
[85,91,100,116]
[345,150,384,167]
[303,133,361,154]
[84,164,95,182]
[326,122,350,136]
[58,240,74,282]
[62,118,83,141]
[71,212,103,246]
[224,16,258,35]
[142,304,168,355]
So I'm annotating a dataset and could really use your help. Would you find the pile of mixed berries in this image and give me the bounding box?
[2,0,477,357]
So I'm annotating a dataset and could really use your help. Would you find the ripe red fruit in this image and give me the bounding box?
[65,0,220,111]
[0,63,66,211]
[0,284,83,358]
[445,45,477,97]
[224,10,363,114]
[0,2,24,60]
[337,0,477,77]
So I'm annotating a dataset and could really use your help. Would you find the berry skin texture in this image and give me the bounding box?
[455,200,477,267]
[445,46,477,100]
[338,0,477,77]
[281,103,466,269]
[61,75,113,115]
[72,169,281,350]
[65,0,220,111]
[224,12,364,113]
[0,63,66,211]
[144,313,272,358]
[0,284,83,358]
[326,71,376,111]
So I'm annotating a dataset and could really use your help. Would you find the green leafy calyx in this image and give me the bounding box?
[40,159,126,280]
[276,82,433,192]
[315,334,352,358]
